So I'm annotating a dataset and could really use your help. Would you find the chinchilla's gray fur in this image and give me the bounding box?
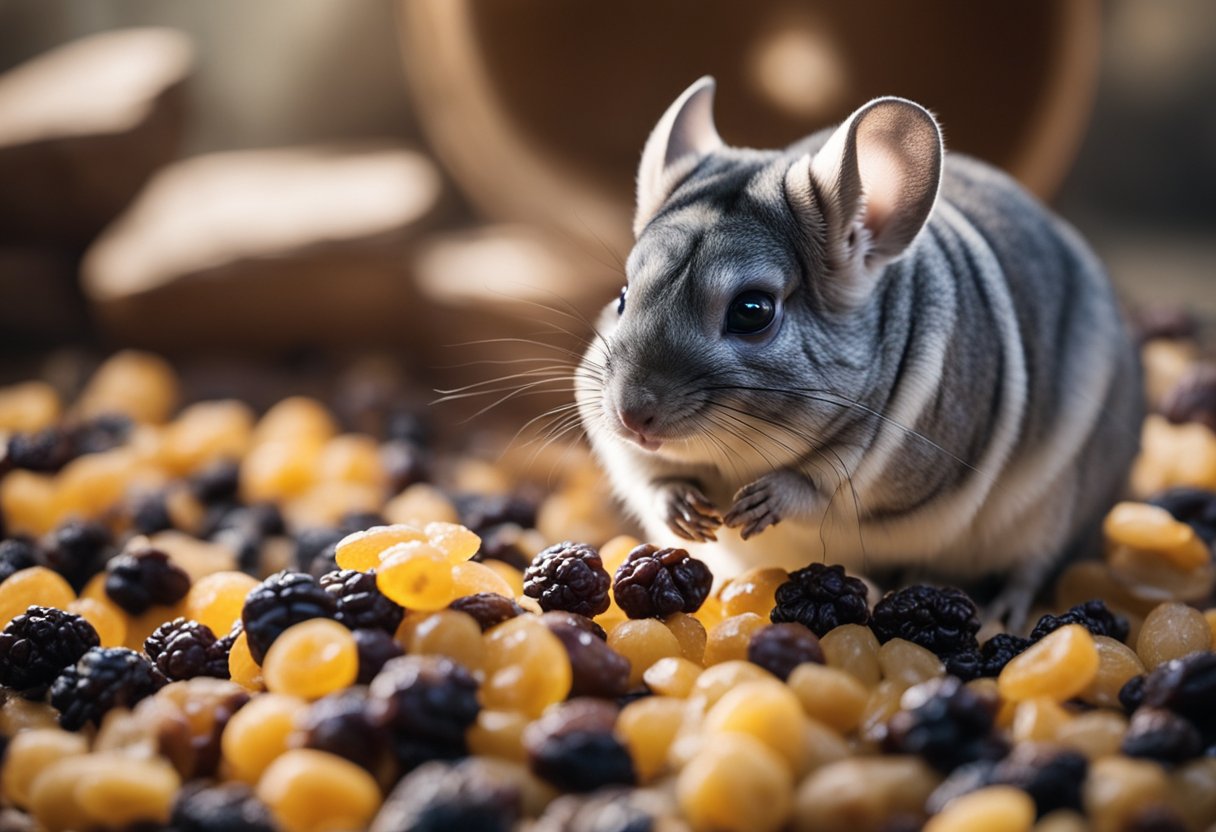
[576,78,1142,625]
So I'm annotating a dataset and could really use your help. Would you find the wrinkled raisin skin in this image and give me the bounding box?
[0,606,99,693]
[770,563,870,637]
[523,542,611,618]
[611,544,712,619]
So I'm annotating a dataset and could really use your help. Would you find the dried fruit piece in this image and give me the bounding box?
[870,584,980,659]
[0,605,99,692]
[262,618,358,700]
[612,544,712,619]
[144,617,229,681]
[104,547,191,615]
[523,541,611,618]
[49,646,165,730]
[771,563,870,636]
[747,622,824,680]
[241,571,337,663]
[523,698,635,792]
[998,625,1099,703]
[369,654,480,771]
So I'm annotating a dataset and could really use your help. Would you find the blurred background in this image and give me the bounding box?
[0,0,1213,415]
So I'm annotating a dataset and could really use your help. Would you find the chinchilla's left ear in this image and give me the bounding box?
[634,76,724,238]
[788,97,942,276]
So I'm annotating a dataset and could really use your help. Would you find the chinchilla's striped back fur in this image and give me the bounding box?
[576,78,1143,625]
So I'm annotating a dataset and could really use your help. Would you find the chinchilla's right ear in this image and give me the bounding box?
[633,76,724,238]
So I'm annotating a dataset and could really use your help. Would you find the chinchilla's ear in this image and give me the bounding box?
[634,76,724,237]
[787,97,942,284]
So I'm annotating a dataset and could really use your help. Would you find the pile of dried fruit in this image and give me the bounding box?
[0,332,1215,832]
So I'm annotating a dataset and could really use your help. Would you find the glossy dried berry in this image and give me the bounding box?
[369,655,480,772]
[945,633,1032,681]
[297,687,389,775]
[45,520,112,591]
[171,781,278,832]
[870,584,980,658]
[523,699,635,793]
[130,491,173,535]
[190,460,241,505]
[321,569,405,633]
[541,611,607,641]
[747,622,825,680]
[1150,487,1216,545]
[370,759,521,832]
[456,492,538,536]
[294,527,345,574]
[353,627,405,685]
[770,562,870,636]
[476,527,531,571]
[449,593,525,632]
[105,547,192,615]
[0,605,99,692]
[882,676,1004,772]
[1162,363,1216,433]
[989,743,1088,816]
[338,510,389,536]
[1028,599,1129,644]
[144,617,229,681]
[0,537,41,584]
[50,646,165,730]
[241,570,338,663]
[1142,651,1216,731]
[611,544,712,619]
[524,542,611,618]
[1120,674,1147,713]
[1121,707,1203,764]
[6,428,73,472]
[544,616,630,699]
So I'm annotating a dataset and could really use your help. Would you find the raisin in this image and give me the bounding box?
[320,569,404,633]
[370,759,521,832]
[240,570,338,663]
[523,699,635,793]
[49,646,165,730]
[6,428,73,472]
[541,610,607,640]
[1028,600,1129,644]
[0,537,42,584]
[71,414,132,455]
[0,606,99,692]
[870,584,980,658]
[882,676,1005,772]
[1121,707,1203,764]
[368,655,480,772]
[456,493,538,536]
[144,618,229,681]
[130,491,174,535]
[925,760,998,815]
[353,628,405,685]
[536,788,674,832]
[523,542,611,618]
[294,527,345,573]
[45,520,113,591]
[1162,363,1216,433]
[170,781,278,832]
[381,439,431,493]
[297,687,390,776]
[1150,488,1216,546]
[190,461,241,505]
[770,563,870,636]
[475,527,532,571]
[611,544,712,619]
[1120,674,1148,713]
[1142,651,1216,732]
[988,743,1088,817]
[449,593,525,632]
[747,622,825,680]
[338,511,388,536]
[105,547,192,615]
[544,616,631,699]
[946,633,1032,681]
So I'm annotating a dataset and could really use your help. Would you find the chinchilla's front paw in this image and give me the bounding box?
[657,479,722,543]
[723,469,815,540]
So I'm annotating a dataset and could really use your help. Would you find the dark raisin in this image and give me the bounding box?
[294,527,345,573]
[1028,599,1129,644]
[1142,652,1216,732]
[523,542,611,618]
[925,759,998,815]
[1121,707,1203,764]
[870,584,980,658]
[544,617,631,699]
[1162,363,1216,433]
[49,646,165,730]
[130,491,174,535]
[320,569,404,633]
[449,593,525,632]
[747,622,825,680]
[456,493,538,536]
[209,503,285,541]
[71,414,132,455]
[6,428,73,472]
[190,461,241,505]
[540,610,607,641]
[1120,674,1148,713]
[170,781,278,832]
[297,687,390,776]
[987,743,1088,817]
[1150,487,1216,546]
[523,699,635,793]
[0,606,99,693]
[770,563,870,636]
[475,526,532,571]
[0,537,42,584]
[105,548,191,615]
[535,788,675,832]
[381,439,431,493]
[338,511,388,536]
[882,676,1005,772]
[45,520,113,591]
[611,544,712,619]
[368,655,480,772]
[240,570,338,663]
[945,633,1032,681]
[353,628,405,685]
[144,618,229,681]
[370,759,521,832]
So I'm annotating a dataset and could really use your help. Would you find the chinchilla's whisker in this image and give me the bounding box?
[434,368,574,396]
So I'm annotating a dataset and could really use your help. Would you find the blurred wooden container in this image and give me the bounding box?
[399,0,1100,253]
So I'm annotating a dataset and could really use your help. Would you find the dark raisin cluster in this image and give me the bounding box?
[353,628,405,684]
[170,781,279,832]
[455,492,538,536]
[370,759,522,832]
[1121,707,1203,764]
[240,570,338,663]
[0,606,99,693]
[49,646,165,730]
[297,687,390,776]
[770,563,870,636]
[930,744,1088,818]
[543,615,630,699]
[190,460,241,506]
[522,699,635,793]
[1141,651,1216,736]
[144,618,230,681]
[294,527,346,577]
[5,427,74,472]
[0,537,41,584]
[611,544,712,619]
[45,520,113,591]
[882,676,1005,772]
[320,569,405,633]
[870,584,980,658]
[449,592,525,632]
[1028,599,1129,643]
[747,622,825,681]
[105,547,192,615]
[523,542,611,618]
[945,633,1031,681]
[368,655,481,773]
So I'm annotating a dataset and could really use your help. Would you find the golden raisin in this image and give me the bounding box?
[228,630,264,691]
[220,692,306,783]
[467,709,530,763]
[608,618,683,687]
[819,623,882,688]
[1136,601,1212,669]
[256,749,381,832]
[703,612,766,666]
[76,350,179,423]
[384,483,459,526]
[409,609,485,670]
[923,785,1035,832]
[787,663,869,735]
[719,567,788,618]
[0,380,60,432]
[1080,635,1146,708]
[68,597,127,647]
[253,397,337,446]
[703,678,808,772]
[677,732,793,832]
[877,638,945,688]
[376,541,455,610]
[481,616,572,717]
[74,753,181,828]
[665,611,708,663]
[185,571,259,636]
[643,656,703,698]
[263,619,358,699]
[618,696,685,782]
[998,624,1099,703]
[0,566,75,628]
[425,521,482,562]
[334,523,426,572]
[450,560,515,599]
[1,728,88,808]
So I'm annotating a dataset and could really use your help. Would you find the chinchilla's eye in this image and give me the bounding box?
[725,291,777,334]
[617,285,627,315]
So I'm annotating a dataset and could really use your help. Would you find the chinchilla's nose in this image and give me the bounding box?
[617,404,657,434]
